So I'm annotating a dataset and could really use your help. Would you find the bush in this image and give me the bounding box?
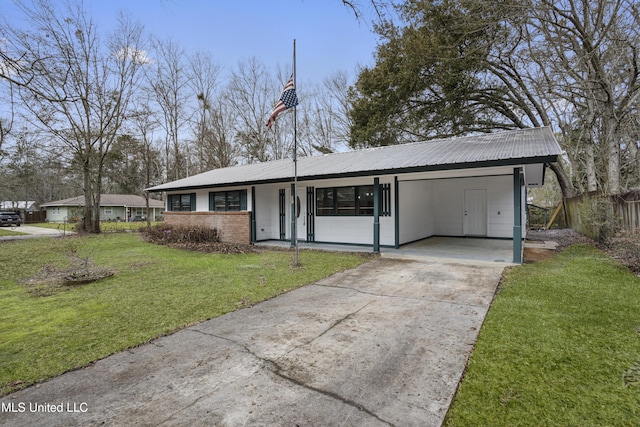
[141,223,221,245]
[579,194,617,244]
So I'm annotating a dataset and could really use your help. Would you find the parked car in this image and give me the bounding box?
[0,211,21,227]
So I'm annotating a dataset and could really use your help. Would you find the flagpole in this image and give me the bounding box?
[293,38,299,266]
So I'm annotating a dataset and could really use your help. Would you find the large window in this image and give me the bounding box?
[209,190,247,212]
[168,194,195,212]
[316,185,374,216]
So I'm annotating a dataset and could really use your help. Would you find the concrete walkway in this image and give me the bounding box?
[0,256,506,427]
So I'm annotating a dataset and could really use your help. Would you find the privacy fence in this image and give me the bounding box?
[563,190,640,240]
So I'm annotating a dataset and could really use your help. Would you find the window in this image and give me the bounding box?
[316,185,374,216]
[168,194,195,211]
[209,190,247,212]
[104,207,113,215]
[316,188,334,216]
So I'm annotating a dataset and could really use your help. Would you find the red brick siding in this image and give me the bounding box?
[164,211,251,244]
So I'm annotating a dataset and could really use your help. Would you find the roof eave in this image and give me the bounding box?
[147,155,558,193]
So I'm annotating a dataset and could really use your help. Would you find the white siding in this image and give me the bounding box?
[398,180,434,245]
[431,175,513,238]
[255,185,281,240]
[169,167,523,246]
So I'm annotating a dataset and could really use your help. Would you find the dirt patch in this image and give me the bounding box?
[523,247,556,262]
[524,229,592,264]
[526,228,594,249]
[18,261,115,297]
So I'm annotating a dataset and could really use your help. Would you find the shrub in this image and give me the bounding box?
[578,194,617,244]
[141,223,221,245]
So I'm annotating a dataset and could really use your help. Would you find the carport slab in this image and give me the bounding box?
[0,257,505,427]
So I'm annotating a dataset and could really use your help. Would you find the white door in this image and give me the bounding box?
[463,189,487,236]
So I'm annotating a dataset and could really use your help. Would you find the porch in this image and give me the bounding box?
[257,236,514,264]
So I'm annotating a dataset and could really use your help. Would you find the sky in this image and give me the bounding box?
[0,0,382,85]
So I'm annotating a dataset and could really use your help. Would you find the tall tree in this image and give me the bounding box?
[0,0,146,231]
[187,51,237,172]
[299,70,353,155]
[350,0,640,197]
[226,58,288,163]
[146,38,190,181]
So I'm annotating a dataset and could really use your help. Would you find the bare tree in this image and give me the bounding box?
[524,0,640,195]
[187,51,237,172]
[146,38,190,181]
[299,70,353,155]
[226,58,286,163]
[129,99,163,226]
[0,0,146,232]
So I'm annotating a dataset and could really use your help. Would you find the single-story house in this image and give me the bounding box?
[40,194,165,223]
[147,127,563,263]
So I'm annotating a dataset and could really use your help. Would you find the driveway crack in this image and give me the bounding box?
[187,306,395,426]
[313,283,410,300]
[271,366,396,427]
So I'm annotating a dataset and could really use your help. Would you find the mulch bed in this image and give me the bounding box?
[166,242,260,254]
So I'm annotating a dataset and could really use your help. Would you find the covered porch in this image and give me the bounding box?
[258,236,514,264]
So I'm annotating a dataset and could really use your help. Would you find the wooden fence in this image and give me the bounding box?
[24,210,47,223]
[564,191,640,239]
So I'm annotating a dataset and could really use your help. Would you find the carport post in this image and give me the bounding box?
[374,178,380,253]
[513,168,523,263]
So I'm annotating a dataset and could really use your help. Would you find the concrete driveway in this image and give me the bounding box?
[0,225,72,240]
[0,256,506,427]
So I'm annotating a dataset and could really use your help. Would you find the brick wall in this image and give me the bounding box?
[164,211,251,244]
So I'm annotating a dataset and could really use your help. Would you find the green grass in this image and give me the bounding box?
[0,233,371,396]
[0,228,27,237]
[445,244,640,426]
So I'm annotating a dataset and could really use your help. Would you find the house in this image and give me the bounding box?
[146,127,563,263]
[40,194,165,223]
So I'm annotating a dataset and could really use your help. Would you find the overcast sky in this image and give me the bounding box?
[1,0,381,85]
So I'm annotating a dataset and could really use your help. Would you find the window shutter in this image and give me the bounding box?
[167,195,173,211]
[240,190,247,211]
[190,194,196,211]
[208,193,214,211]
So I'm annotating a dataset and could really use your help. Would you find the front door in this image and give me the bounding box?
[463,189,487,236]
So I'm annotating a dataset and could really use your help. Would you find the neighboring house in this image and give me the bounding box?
[147,127,563,263]
[40,194,164,223]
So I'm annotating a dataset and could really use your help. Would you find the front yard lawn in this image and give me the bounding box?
[445,244,640,426]
[0,228,26,237]
[28,221,159,232]
[0,233,371,396]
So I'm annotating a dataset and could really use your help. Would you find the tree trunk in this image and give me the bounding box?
[83,160,93,232]
[549,162,575,199]
[585,144,597,192]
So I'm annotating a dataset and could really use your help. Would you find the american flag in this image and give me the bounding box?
[266,75,298,128]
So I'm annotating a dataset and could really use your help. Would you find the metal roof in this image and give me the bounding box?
[40,194,165,208]
[148,127,563,192]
